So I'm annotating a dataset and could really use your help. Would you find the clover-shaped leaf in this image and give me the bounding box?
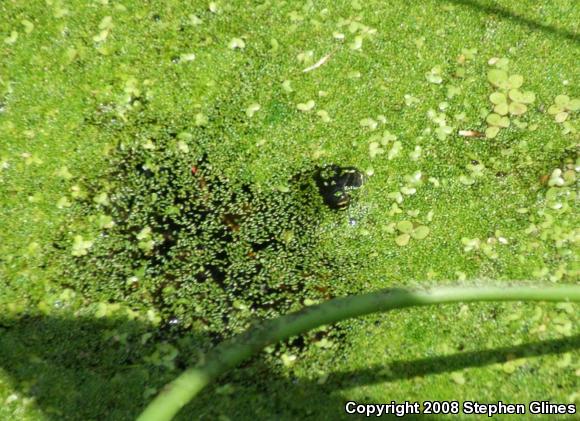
[395,221,430,245]
[349,35,363,51]
[72,235,93,257]
[548,95,579,123]
[296,100,315,112]
[360,118,378,130]
[459,175,475,185]
[404,94,420,106]
[467,162,485,177]
[461,237,480,252]
[245,103,260,117]
[368,141,384,158]
[425,66,443,84]
[281,80,293,93]
[509,89,535,104]
[195,113,208,126]
[93,192,110,206]
[447,85,461,99]
[435,125,453,140]
[97,214,115,229]
[381,130,398,145]
[548,169,565,187]
[317,110,331,122]
[55,166,73,179]
[488,57,510,69]
[460,48,477,61]
[388,141,402,160]
[136,227,152,240]
[387,191,404,203]
[404,171,423,186]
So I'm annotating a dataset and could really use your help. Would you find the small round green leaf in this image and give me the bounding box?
[498,116,510,127]
[395,233,410,246]
[412,226,430,240]
[567,98,580,111]
[485,126,500,138]
[508,74,523,89]
[509,102,527,116]
[555,112,569,123]
[489,92,507,105]
[555,95,570,108]
[487,69,508,88]
[520,91,536,104]
[508,89,523,102]
[459,175,475,185]
[486,113,502,126]
[494,103,509,116]
[397,220,414,233]
[495,58,509,69]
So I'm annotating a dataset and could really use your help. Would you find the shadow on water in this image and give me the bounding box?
[446,0,579,43]
[0,315,577,420]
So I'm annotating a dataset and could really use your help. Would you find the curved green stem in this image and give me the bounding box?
[137,284,580,421]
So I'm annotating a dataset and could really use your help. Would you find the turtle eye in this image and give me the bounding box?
[336,196,350,208]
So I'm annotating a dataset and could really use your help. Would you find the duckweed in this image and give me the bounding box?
[1,1,578,419]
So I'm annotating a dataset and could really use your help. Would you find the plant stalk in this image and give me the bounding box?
[137,284,579,421]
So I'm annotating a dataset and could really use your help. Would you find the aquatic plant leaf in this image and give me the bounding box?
[508,74,523,89]
[395,233,410,246]
[487,69,508,88]
[555,112,569,123]
[555,95,570,108]
[229,38,246,49]
[296,100,315,112]
[485,126,500,138]
[509,102,527,116]
[567,98,580,111]
[397,220,414,233]
[494,103,509,116]
[489,92,507,104]
[486,113,510,127]
[412,225,430,240]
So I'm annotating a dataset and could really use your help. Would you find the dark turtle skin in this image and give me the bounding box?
[314,165,364,210]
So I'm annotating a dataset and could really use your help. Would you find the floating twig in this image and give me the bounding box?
[303,53,333,73]
[458,130,485,138]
